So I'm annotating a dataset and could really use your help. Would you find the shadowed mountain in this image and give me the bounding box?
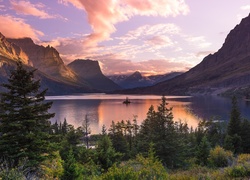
[120,14,250,96]
[68,59,121,92]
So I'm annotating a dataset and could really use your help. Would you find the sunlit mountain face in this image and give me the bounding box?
[0,0,249,77]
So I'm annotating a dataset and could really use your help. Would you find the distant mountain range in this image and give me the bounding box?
[108,71,182,89]
[119,13,250,96]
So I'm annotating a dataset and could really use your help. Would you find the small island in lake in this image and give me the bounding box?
[123,97,131,104]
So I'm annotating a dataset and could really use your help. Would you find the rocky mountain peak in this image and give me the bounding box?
[68,59,102,79]
[217,13,250,61]
[7,38,77,82]
[0,33,29,64]
[68,59,121,91]
[130,71,142,79]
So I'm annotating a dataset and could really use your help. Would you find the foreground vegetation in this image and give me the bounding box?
[0,61,250,179]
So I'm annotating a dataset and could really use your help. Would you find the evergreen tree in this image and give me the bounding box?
[227,96,241,136]
[62,118,68,135]
[61,148,82,180]
[96,135,118,171]
[138,96,179,168]
[226,96,242,154]
[240,119,250,153]
[196,136,210,166]
[0,61,55,168]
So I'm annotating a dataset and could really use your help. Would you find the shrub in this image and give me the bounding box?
[0,168,25,180]
[226,165,248,178]
[208,146,233,167]
[40,151,64,179]
[237,154,250,164]
[100,164,138,180]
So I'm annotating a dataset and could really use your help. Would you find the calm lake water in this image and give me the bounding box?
[45,94,250,134]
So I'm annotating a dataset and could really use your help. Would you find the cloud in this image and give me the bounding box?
[61,0,189,46]
[146,36,174,47]
[122,0,189,17]
[0,15,43,40]
[118,23,181,44]
[241,5,250,10]
[97,57,191,75]
[0,4,5,11]
[186,36,211,48]
[10,0,56,19]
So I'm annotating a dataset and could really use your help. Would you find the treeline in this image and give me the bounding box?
[1,61,250,179]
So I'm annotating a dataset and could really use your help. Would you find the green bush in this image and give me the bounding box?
[226,165,248,178]
[0,168,25,180]
[208,146,233,167]
[100,164,138,180]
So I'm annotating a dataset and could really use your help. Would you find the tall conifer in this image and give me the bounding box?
[0,61,55,168]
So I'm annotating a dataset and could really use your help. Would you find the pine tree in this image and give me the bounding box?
[96,135,118,171]
[0,61,55,168]
[226,96,242,154]
[196,136,210,166]
[61,148,82,180]
[138,96,178,168]
[227,96,241,136]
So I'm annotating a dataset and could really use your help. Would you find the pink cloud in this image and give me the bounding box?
[123,0,189,17]
[146,36,173,46]
[62,0,189,46]
[98,57,191,76]
[10,0,54,19]
[0,15,43,40]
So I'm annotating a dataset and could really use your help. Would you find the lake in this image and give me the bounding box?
[45,94,250,134]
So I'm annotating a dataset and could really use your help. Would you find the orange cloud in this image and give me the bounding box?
[0,15,43,41]
[10,0,54,19]
[61,0,189,46]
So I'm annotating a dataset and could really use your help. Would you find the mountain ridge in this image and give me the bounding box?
[119,13,250,96]
[0,34,107,94]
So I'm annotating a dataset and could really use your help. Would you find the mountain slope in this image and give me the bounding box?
[0,33,29,64]
[68,59,121,91]
[123,14,250,95]
[0,33,96,94]
[7,37,79,84]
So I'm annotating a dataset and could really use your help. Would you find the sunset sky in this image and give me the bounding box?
[0,0,249,75]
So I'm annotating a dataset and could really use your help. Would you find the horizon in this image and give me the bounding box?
[0,0,249,76]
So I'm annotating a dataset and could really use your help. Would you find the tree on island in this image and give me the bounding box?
[0,61,55,168]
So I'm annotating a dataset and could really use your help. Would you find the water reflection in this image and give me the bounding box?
[47,95,200,134]
[46,94,250,134]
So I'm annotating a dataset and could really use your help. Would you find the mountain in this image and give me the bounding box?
[7,37,78,83]
[121,14,250,96]
[0,33,29,64]
[108,71,182,89]
[0,33,97,94]
[68,59,121,91]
